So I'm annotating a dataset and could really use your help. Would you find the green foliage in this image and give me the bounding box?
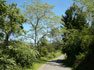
[61,4,89,67]
[62,26,94,69]
[0,48,22,70]
[0,1,7,15]
[39,37,48,46]
[62,29,81,65]
[9,42,39,68]
[61,4,87,30]
[0,2,27,46]
[0,41,39,70]
[38,41,62,58]
[24,0,60,47]
[75,0,94,26]
[0,0,62,70]
[39,46,49,57]
[0,0,63,70]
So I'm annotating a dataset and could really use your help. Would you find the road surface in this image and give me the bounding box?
[38,55,72,70]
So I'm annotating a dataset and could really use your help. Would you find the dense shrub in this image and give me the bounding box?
[62,30,83,58]
[38,42,61,58]
[0,41,39,70]
[0,49,23,70]
[39,46,49,57]
[9,42,38,68]
[62,27,94,69]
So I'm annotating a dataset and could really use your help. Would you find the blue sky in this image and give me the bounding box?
[43,0,74,16]
[7,0,74,31]
[7,0,74,16]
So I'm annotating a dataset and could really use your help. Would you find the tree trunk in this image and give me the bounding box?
[34,17,39,48]
[5,33,10,46]
[35,27,37,47]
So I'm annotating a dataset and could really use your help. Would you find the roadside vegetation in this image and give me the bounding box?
[0,0,62,70]
[0,0,94,70]
[61,0,94,70]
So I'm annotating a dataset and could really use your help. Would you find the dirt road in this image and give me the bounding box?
[38,55,72,70]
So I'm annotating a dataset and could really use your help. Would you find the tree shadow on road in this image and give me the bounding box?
[48,59,73,68]
[50,59,64,63]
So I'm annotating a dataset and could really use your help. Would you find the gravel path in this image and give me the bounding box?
[38,55,72,70]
